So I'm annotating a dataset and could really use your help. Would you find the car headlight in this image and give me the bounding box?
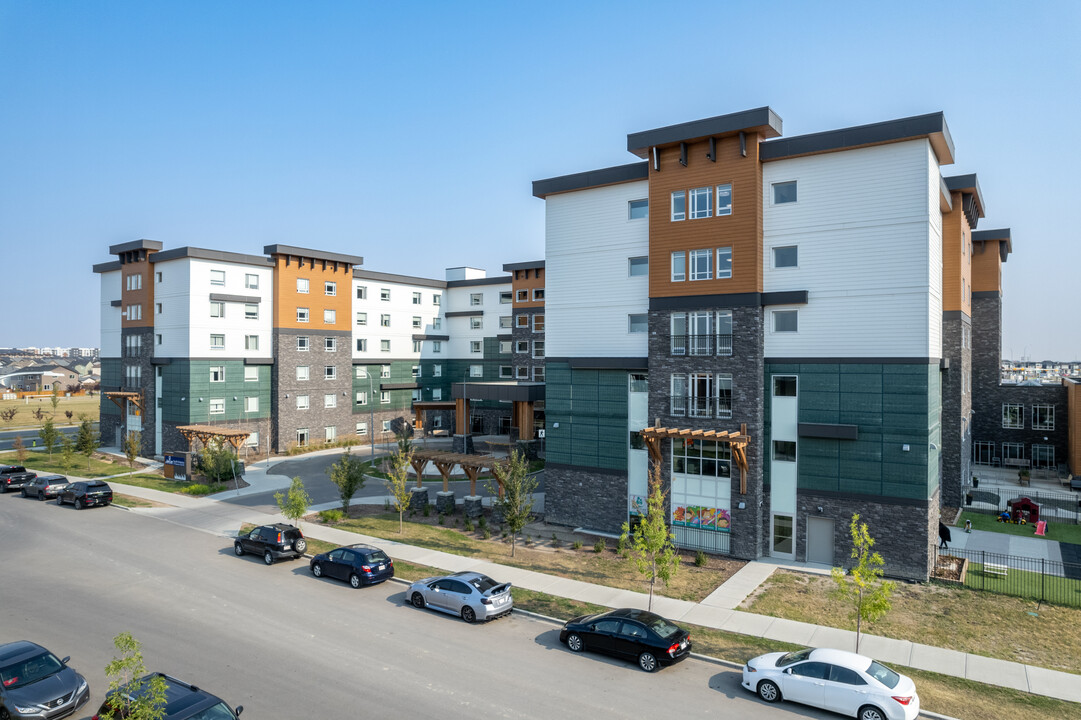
[78,677,88,693]
[14,704,38,713]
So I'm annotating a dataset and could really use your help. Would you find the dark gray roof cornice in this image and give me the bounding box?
[151,247,273,266]
[502,260,545,272]
[944,173,985,227]
[108,239,163,255]
[532,162,648,198]
[627,106,783,157]
[93,261,122,273]
[263,244,363,266]
[353,268,446,288]
[761,111,955,165]
[445,276,511,288]
[972,228,1012,260]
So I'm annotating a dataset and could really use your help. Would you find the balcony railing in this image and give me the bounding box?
[669,334,733,357]
[669,395,733,419]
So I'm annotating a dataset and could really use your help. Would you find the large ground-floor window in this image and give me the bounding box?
[973,440,994,465]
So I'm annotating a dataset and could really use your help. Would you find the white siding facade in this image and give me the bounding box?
[351,277,445,361]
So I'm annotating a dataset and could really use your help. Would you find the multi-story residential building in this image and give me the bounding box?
[534,107,997,580]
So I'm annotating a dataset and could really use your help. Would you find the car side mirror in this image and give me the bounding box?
[61,656,70,664]
[784,668,792,674]
[234,706,243,716]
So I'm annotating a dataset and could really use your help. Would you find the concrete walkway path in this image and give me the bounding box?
[50,474,1081,706]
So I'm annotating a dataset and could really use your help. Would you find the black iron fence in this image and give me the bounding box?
[669,334,733,357]
[933,546,1081,608]
[964,484,1081,525]
[673,525,731,555]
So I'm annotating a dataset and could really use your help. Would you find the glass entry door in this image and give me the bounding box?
[772,514,794,559]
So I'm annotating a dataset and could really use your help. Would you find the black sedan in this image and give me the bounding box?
[310,543,394,587]
[56,480,113,509]
[559,608,692,672]
[22,474,69,500]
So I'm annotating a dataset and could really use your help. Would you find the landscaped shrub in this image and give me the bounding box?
[572,540,583,550]
[179,483,218,496]
[478,516,487,529]
[319,509,345,523]
[593,539,606,554]
[464,519,475,532]
[550,533,561,548]
[481,528,491,540]
[695,550,707,567]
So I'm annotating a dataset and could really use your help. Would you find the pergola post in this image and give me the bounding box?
[409,457,429,488]
[433,460,455,493]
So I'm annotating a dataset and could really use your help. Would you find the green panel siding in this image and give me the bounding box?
[545,362,628,471]
[161,361,270,424]
[352,361,421,414]
[99,359,121,416]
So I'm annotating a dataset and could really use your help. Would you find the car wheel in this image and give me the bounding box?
[858,706,886,720]
[21,488,27,497]
[1,704,12,720]
[566,633,584,653]
[263,551,274,565]
[757,680,781,703]
[461,606,476,623]
[294,538,307,554]
[56,496,64,505]
[350,573,362,588]
[312,563,323,577]
[411,592,426,609]
[234,542,244,556]
[638,652,658,673]
[75,498,84,510]
[38,492,45,501]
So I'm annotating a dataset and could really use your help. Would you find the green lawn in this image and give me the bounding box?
[959,510,1081,544]
[113,473,234,496]
[0,395,99,428]
[0,451,130,478]
[963,561,1081,607]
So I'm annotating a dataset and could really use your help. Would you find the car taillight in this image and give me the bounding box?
[892,696,913,706]
[667,642,681,657]
[361,565,371,572]
[276,533,283,543]
[481,597,492,605]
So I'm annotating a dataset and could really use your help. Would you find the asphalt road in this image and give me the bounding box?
[0,494,830,719]
[0,424,85,451]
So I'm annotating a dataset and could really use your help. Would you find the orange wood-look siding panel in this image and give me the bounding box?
[121,260,154,329]
[512,267,545,309]
[971,241,1002,294]
[648,133,763,298]
[1068,381,1081,476]
[271,255,354,331]
[941,194,972,314]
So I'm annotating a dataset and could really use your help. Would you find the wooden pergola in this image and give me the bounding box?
[639,423,751,494]
[104,391,144,411]
[176,425,253,451]
[408,449,509,497]
[412,401,456,433]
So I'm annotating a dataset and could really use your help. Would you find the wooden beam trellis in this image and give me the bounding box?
[176,425,252,451]
[639,423,751,494]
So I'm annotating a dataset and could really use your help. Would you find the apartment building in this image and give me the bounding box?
[534,107,992,580]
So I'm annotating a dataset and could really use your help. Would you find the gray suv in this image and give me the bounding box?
[0,641,90,720]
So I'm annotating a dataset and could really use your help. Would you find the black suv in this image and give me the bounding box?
[94,672,243,719]
[1,468,36,493]
[56,481,113,509]
[234,523,306,565]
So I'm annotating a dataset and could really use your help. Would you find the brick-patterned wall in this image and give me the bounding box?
[545,463,628,533]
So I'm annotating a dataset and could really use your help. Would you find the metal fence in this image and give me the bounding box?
[933,547,1081,608]
[673,525,731,555]
[964,485,1081,525]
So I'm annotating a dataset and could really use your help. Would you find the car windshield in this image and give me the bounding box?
[644,616,681,639]
[0,652,64,689]
[776,648,815,667]
[467,575,500,592]
[866,660,900,689]
[189,701,237,720]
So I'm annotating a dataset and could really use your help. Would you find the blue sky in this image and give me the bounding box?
[1,1,1078,359]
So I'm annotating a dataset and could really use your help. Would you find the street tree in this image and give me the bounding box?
[275,476,312,530]
[124,431,141,468]
[619,464,680,612]
[75,416,98,471]
[383,445,414,534]
[327,450,366,512]
[50,384,60,411]
[487,450,538,558]
[59,435,75,474]
[99,631,167,720]
[831,513,895,653]
[13,435,28,463]
[1,407,18,422]
[39,416,58,459]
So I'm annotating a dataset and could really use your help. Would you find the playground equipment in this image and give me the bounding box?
[997,496,1041,525]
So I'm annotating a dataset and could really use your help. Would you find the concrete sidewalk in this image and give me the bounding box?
[90,479,1081,705]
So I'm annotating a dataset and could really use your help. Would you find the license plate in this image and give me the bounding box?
[495,596,505,604]
[680,640,687,649]
[378,564,385,571]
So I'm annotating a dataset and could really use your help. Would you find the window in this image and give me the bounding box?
[500,366,513,379]
[325,337,337,352]
[773,246,798,268]
[628,256,648,276]
[773,376,797,397]
[296,428,309,446]
[125,304,142,320]
[297,307,309,323]
[626,198,649,220]
[209,398,225,415]
[470,341,482,353]
[246,432,259,448]
[773,310,798,333]
[671,437,731,478]
[533,366,545,382]
[155,271,162,283]
[533,288,544,300]
[355,366,368,378]
[471,317,483,330]
[533,340,544,358]
[324,366,336,380]
[1002,441,1024,462]
[245,304,258,320]
[356,312,367,326]
[412,292,422,304]
[381,314,391,327]
[244,366,259,382]
[773,441,796,462]
[411,389,422,402]
[412,340,422,352]
[324,394,337,409]
[156,333,162,345]
[499,316,512,329]
[516,314,529,328]
[433,293,441,305]
[469,365,483,378]
[296,366,310,381]
[1033,444,1055,469]
[433,364,442,377]
[629,373,648,393]
[380,339,391,352]
[690,186,713,219]
[210,334,225,350]
[1002,404,1023,429]
[1032,404,1055,430]
[671,191,686,221]
[210,301,225,318]
[210,270,225,286]
[716,183,732,216]
[412,364,421,378]
[380,365,391,378]
[413,316,423,329]
[210,366,225,382]
[356,286,367,299]
[126,273,142,291]
[245,273,259,289]
[973,440,994,465]
[381,420,391,433]
[356,422,368,436]
[516,289,528,302]
[323,309,336,324]
[671,251,686,282]
[516,340,529,353]
[380,391,390,404]
[516,366,529,379]
[470,293,483,306]
[432,341,442,353]
[380,288,391,301]
[325,426,336,443]
[628,314,648,333]
[324,281,336,296]
[717,247,732,279]
[297,278,309,294]
[772,180,797,204]
[297,336,310,352]
[156,303,162,314]
[432,388,443,401]
[499,291,512,304]
[690,249,712,281]
[433,317,442,330]
[356,391,368,406]
[245,396,259,412]
[670,372,732,419]
[533,314,544,332]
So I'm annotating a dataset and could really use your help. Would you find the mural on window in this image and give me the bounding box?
[671,438,732,533]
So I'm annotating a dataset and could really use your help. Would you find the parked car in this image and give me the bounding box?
[559,607,691,672]
[1,471,36,493]
[93,672,243,719]
[0,640,91,720]
[407,571,513,623]
[741,647,920,720]
[310,543,394,588]
[21,474,69,501]
[233,523,306,565]
[56,481,113,509]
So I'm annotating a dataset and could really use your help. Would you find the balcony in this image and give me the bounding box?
[669,334,733,357]
[669,395,733,420]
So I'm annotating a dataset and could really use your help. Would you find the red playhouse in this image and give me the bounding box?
[1003,497,1041,525]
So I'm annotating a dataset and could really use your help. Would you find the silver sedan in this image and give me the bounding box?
[407,571,513,623]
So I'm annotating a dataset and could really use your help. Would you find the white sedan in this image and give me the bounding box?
[742,647,919,720]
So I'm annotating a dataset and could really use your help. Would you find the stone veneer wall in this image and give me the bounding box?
[118,327,157,457]
[511,309,544,380]
[544,463,628,533]
[940,313,972,508]
[272,329,354,452]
